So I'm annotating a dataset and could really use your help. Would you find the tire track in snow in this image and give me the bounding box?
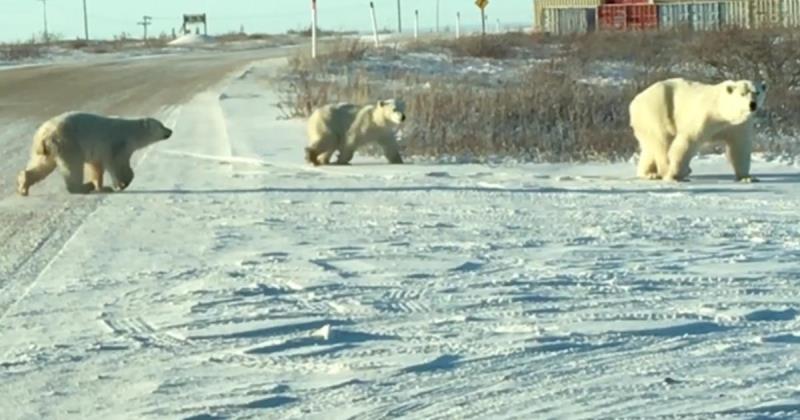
[101,314,188,350]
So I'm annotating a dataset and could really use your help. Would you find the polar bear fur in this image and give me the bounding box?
[305,99,406,166]
[629,78,767,182]
[16,111,172,196]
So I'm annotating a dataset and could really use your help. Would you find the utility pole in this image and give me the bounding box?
[138,15,152,41]
[311,0,317,58]
[414,9,419,40]
[369,2,380,48]
[396,0,402,33]
[436,0,440,32]
[82,0,89,41]
[36,0,49,43]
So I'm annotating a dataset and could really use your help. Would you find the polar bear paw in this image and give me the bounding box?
[16,171,29,196]
[737,176,759,183]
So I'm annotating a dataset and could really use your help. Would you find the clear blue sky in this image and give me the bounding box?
[0,0,533,42]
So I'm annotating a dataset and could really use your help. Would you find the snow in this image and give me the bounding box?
[3,57,800,419]
[168,34,217,46]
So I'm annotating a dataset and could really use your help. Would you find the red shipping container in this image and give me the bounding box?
[603,0,651,4]
[598,4,657,30]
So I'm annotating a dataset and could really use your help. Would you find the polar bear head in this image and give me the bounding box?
[375,99,407,126]
[718,80,768,125]
[142,117,173,142]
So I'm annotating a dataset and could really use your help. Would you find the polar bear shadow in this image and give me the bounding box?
[127,185,760,196]
[689,172,800,184]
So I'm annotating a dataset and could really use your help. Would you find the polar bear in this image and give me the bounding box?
[629,78,767,182]
[305,99,406,166]
[16,111,172,196]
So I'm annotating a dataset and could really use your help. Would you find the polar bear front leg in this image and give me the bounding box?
[665,134,697,182]
[84,161,111,192]
[335,146,355,165]
[378,136,403,164]
[724,126,757,183]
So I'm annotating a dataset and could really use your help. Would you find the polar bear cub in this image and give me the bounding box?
[17,111,172,196]
[629,78,767,182]
[305,99,406,165]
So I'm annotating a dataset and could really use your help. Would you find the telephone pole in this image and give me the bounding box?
[396,0,402,33]
[82,0,89,40]
[138,15,152,41]
[436,0,440,32]
[36,0,49,43]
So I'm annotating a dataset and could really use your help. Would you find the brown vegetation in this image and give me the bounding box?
[274,29,800,162]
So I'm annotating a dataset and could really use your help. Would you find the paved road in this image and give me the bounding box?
[0,47,290,312]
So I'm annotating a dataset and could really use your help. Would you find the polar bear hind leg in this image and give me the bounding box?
[665,134,699,182]
[632,127,668,180]
[17,154,57,196]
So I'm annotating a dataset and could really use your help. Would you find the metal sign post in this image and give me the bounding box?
[476,0,489,36]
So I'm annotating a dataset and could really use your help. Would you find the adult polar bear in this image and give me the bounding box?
[306,99,406,166]
[17,111,172,196]
[629,78,767,182]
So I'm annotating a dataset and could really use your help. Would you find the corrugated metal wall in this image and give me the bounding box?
[543,8,598,34]
[750,0,783,27]
[719,1,750,27]
[535,0,603,31]
[659,2,691,29]
[691,2,721,29]
[783,0,800,25]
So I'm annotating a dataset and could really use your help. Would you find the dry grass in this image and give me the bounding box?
[407,32,556,59]
[276,29,800,162]
[399,68,637,162]
[0,42,45,61]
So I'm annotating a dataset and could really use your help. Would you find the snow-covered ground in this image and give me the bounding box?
[2,58,800,420]
[168,34,218,47]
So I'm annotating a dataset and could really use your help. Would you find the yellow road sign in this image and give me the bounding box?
[476,0,489,10]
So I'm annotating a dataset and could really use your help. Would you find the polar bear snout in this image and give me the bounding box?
[400,113,406,122]
[163,128,173,139]
[749,101,757,112]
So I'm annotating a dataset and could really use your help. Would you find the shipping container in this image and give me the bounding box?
[784,0,800,26]
[691,2,721,29]
[658,2,692,29]
[658,2,721,30]
[599,4,659,30]
[534,0,603,31]
[719,0,749,28]
[750,0,783,27]
[605,0,653,4]
[543,7,598,34]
